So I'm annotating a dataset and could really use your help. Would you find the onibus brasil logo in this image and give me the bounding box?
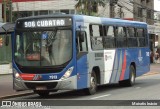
[1,100,43,108]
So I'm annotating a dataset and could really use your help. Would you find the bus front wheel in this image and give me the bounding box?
[85,71,97,95]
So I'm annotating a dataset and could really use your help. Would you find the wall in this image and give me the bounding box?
[0,3,3,22]
[98,3,110,17]
[12,0,77,11]
[134,0,154,24]
[98,0,133,18]
[115,0,134,19]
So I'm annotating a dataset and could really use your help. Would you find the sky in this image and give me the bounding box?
[154,0,160,11]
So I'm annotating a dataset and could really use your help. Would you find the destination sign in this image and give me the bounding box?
[16,18,72,29]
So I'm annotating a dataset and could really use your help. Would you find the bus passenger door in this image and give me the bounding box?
[76,31,88,89]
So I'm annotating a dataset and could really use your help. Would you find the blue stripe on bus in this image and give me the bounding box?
[110,50,117,83]
[115,50,123,82]
[114,49,121,82]
[77,54,88,89]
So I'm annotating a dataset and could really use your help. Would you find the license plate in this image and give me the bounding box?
[36,86,47,90]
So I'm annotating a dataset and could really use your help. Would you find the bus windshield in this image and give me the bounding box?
[14,29,72,67]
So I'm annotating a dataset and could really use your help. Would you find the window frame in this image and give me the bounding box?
[88,23,148,50]
[76,31,88,52]
[89,24,104,50]
[103,25,116,49]
[136,28,146,47]
[115,26,127,48]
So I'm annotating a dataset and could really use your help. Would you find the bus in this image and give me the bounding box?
[13,15,150,96]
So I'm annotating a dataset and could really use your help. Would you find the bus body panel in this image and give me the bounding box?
[104,50,116,84]
[77,54,88,89]
[75,18,90,89]
[87,50,105,84]
[13,59,78,90]
[110,49,123,83]
[122,48,150,80]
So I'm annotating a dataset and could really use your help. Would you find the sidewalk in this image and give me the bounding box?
[0,74,33,99]
[0,64,12,75]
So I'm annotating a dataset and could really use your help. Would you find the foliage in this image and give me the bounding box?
[75,0,105,15]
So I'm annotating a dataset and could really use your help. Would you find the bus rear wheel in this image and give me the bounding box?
[85,71,97,95]
[119,65,135,87]
[128,65,136,86]
[34,90,50,97]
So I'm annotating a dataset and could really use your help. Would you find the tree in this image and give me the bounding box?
[2,0,12,22]
[75,0,105,16]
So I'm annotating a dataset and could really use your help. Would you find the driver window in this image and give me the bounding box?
[76,31,88,52]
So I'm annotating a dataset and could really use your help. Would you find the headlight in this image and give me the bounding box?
[61,67,74,80]
[13,68,21,80]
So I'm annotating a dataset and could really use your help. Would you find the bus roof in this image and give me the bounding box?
[73,15,147,28]
[16,14,147,28]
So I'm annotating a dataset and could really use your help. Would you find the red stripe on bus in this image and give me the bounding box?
[120,51,126,80]
[20,74,35,81]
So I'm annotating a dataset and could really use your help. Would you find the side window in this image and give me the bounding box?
[103,26,116,48]
[144,29,148,46]
[137,28,145,47]
[90,25,103,50]
[127,27,137,47]
[76,31,88,52]
[116,26,127,47]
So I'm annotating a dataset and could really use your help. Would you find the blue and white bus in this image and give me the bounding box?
[13,15,150,96]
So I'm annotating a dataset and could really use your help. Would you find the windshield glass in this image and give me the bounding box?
[14,29,72,67]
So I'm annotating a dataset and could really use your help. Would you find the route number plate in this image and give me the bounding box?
[36,86,47,90]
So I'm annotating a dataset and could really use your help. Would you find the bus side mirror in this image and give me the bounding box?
[5,35,9,46]
[78,32,85,42]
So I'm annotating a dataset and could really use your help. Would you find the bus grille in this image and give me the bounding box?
[18,67,63,74]
[24,82,58,90]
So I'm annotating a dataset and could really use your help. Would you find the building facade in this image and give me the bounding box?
[0,3,2,22]
[98,0,154,25]
[0,0,77,22]
[133,0,154,24]
[0,0,157,66]
[0,0,154,24]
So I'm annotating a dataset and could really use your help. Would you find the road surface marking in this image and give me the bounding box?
[90,94,111,100]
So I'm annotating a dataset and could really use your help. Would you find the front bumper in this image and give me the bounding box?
[13,75,77,91]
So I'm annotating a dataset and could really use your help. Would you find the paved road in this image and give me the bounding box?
[3,70,160,109]
[1,64,160,109]
[0,64,159,98]
[8,70,160,100]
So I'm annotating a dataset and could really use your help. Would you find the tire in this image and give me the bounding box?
[85,71,97,95]
[34,90,50,97]
[119,65,136,87]
[128,65,136,86]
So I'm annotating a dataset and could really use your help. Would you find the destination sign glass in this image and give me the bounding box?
[16,18,72,29]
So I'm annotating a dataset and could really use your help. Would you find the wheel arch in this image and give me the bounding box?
[92,66,101,84]
[130,62,136,77]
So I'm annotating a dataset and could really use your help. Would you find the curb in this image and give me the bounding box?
[0,92,34,99]
[0,73,12,76]
[143,72,160,76]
